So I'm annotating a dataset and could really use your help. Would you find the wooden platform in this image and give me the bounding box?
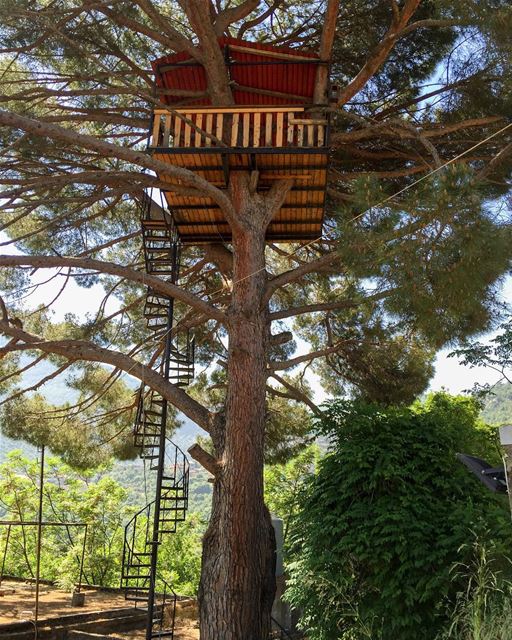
[148,107,328,243]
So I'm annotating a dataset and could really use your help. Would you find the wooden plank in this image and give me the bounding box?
[254,112,261,147]
[174,115,182,147]
[317,125,325,147]
[163,114,171,147]
[231,113,240,146]
[205,113,213,147]
[307,124,314,147]
[260,174,312,180]
[287,118,294,145]
[276,113,284,146]
[152,113,161,146]
[288,118,327,125]
[243,113,250,147]
[154,107,305,115]
[215,113,224,143]
[297,124,304,146]
[195,113,203,147]
[184,114,192,147]
[265,113,273,146]
[228,44,318,62]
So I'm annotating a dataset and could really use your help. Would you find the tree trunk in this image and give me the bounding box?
[199,175,276,639]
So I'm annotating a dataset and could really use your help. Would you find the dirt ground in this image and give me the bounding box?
[120,618,199,640]
[0,580,128,623]
[0,580,200,639]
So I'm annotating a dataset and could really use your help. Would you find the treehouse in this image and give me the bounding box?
[125,39,333,638]
[147,38,330,243]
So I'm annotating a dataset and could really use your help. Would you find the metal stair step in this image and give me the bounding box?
[145,245,175,252]
[147,269,175,275]
[145,246,174,253]
[144,409,163,417]
[125,584,150,590]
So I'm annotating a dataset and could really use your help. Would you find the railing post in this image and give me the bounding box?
[276,112,284,146]
[231,113,240,146]
[152,113,161,147]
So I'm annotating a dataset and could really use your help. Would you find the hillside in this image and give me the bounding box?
[480,381,512,425]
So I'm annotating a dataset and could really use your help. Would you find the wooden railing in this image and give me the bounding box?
[150,107,327,150]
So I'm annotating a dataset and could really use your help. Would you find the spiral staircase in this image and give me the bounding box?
[121,193,194,640]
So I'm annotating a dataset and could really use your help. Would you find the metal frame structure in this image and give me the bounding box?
[0,445,87,625]
[121,191,192,640]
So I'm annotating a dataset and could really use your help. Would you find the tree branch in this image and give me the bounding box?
[270,340,358,371]
[313,0,340,105]
[214,0,260,35]
[0,319,212,432]
[0,255,225,322]
[265,252,340,300]
[188,443,220,476]
[336,0,422,107]
[270,288,397,321]
[0,109,236,218]
[97,4,196,56]
[270,373,322,416]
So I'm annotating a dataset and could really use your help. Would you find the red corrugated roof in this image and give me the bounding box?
[152,37,320,107]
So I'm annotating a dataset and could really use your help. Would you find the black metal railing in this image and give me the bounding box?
[121,188,193,639]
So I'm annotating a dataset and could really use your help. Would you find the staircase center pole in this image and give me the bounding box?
[146,242,178,640]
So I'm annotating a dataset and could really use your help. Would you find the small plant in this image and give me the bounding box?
[437,536,512,640]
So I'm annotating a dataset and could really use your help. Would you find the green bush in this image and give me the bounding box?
[286,393,512,640]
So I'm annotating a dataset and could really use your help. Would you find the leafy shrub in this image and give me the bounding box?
[286,393,512,640]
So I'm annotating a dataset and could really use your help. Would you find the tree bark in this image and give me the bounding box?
[199,174,276,639]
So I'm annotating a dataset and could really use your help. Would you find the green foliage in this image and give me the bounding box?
[437,536,512,640]
[0,451,128,587]
[0,451,204,593]
[337,166,511,347]
[158,513,204,596]
[287,393,512,640]
[264,444,320,546]
[0,366,183,469]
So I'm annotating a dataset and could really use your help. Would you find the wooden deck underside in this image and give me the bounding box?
[150,149,328,243]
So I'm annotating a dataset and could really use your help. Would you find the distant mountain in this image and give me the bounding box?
[0,433,36,460]
[481,381,512,425]
[0,414,202,464]
[0,417,211,514]
[0,354,203,463]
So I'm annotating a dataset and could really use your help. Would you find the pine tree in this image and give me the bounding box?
[0,2,511,638]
